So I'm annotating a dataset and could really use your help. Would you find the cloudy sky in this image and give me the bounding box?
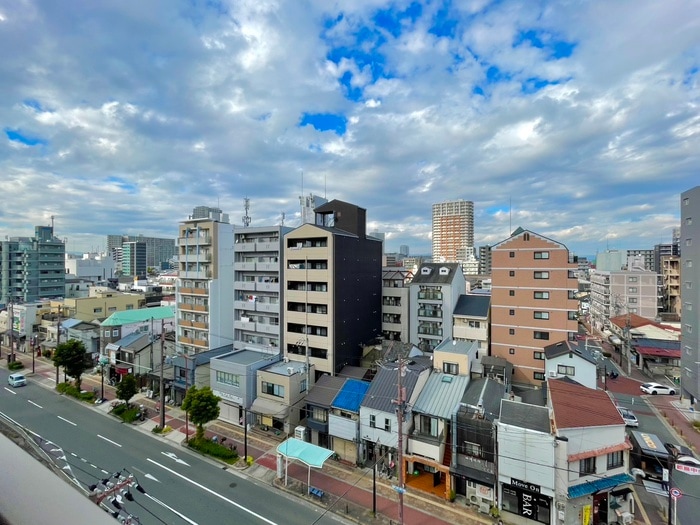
[1,0,698,257]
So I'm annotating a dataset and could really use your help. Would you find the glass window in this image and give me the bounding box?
[509,328,515,335]
[534,311,549,319]
[510,309,515,316]
[509,290,515,296]
[261,381,285,398]
[215,371,240,387]
[534,271,549,279]
[509,348,515,355]
[509,270,515,277]
[384,418,391,432]
[369,414,376,428]
[534,251,549,259]
[534,291,550,299]
[533,372,545,380]
[534,351,544,360]
[580,457,596,475]
[443,362,459,375]
[607,450,624,469]
[558,365,575,376]
[534,331,550,340]
[312,406,327,422]
[509,251,515,258]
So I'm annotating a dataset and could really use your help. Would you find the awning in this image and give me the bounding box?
[568,473,634,499]
[115,366,132,375]
[250,397,290,418]
[277,438,334,468]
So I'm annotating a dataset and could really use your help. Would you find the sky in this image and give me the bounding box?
[1,1,699,257]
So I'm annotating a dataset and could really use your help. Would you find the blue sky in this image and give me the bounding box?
[0,0,698,256]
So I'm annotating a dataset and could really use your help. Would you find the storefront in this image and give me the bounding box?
[501,479,552,524]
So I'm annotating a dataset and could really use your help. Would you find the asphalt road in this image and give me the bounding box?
[0,374,347,525]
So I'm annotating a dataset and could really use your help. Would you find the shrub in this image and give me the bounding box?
[55,382,97,403]
[43,349,52,359]
[111,403,140,423]
[246,455,254,467]
[187,437,238,464]
[8,360,24,371]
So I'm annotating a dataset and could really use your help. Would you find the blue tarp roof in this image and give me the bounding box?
[276,438,334,468]
[568,473,634,499]
[331,378,369,412]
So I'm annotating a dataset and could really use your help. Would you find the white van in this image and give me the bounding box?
[8,373,27,387]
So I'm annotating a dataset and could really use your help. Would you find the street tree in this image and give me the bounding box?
[116,374,138,407]
[53,339,90,390]
[182,386,221,441]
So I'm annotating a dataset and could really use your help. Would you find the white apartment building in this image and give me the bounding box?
[589,270,660,331]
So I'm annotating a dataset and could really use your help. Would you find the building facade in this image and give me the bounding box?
[589,270,660,330]
[681,186,700,404]
[233,226,290,354]
[0,225,66,305]
[660,256,681,315]
[381,268,412,342]
[121,242,147,277]
[432,200,474,263]
[491,228,578,384]
[282,200,382,376]
[107,235,176,270]
[176,215,234,355]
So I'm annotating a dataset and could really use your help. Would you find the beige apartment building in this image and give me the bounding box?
[60,290,145,322]
[491,228,579,384]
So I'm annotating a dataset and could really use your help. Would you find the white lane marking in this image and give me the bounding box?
[57,415,77,426]
[147,458,278,525]
[28,400,43,409]
[143,493,198,525]
[97,434,122,448]
[3,387,17,395]
[161,451,190,466]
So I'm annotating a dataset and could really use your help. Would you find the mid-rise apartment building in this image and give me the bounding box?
[491,228,578,384]
[282,200,382,377]
[626,249,654,271]
[681,186,700,404]
[1,225,65,304]
[121,242,147,277]
[107,234,175,270]
[589,270,660,330]
[661,256,681,315]
[381,268,412,342]
[478,245,492,275]
[176,215,234,354]
[233,226,290,354]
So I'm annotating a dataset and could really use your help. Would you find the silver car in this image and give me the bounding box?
[617,406,638,427]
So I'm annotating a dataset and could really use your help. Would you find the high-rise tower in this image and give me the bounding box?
[431,200,474,263]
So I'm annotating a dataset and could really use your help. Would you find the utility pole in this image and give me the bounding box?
[392,357,406,525]
[55,305,61,384]
[625,311,632,376]
[149,317,154,390]
[159,320,166,429]
[304,256,311,395]
[8,302,14,363]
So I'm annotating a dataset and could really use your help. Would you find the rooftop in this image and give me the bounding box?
[499,399,551,433]
[453,294,491,318]
[548,378,624,429]
[101,306,175,326]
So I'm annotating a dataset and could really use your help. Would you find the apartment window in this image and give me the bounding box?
[534,251,549,259]
[534,271,549,279]
[369,414,376,428]
[568,290,577,299]
[468,321,481,328]
[94,307,103,314]
[629,308,638,313]
[384,418,391,432]
[312,407,327,423]
[108,306,117,312]
[558,365,575,376]
[125,304,134,310]
[509,290,515,296]
[509,251,515,258]
[534,311,549,320]
[687,260,693,268]
[568,311,578,321]
[509,270,515,277]
[580,457,596,475]
[686,217,693,225]
[628,287,638,294]
[300,379,308,393]
[534,331,550,340]
[261,381,285,398]
[628,297,637,304]
[534,351,545,360]
[684,197,690,206]
[628,276,638,283]
[443,362,459,375]
[686,239,692,247]
[509,328,515,335]
[509,348,515,355]
[533,371,545,380]
[509,309,515,316]
[534,291,550,300]
[463,441,482,457]
[607,451,624,469]
[215,371,240,387]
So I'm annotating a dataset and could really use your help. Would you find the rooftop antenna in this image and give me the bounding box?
[280,212,285,227]
[242,197,251,227]
[51,214,55,230]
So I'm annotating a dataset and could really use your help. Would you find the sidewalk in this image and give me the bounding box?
[6,353,496,525]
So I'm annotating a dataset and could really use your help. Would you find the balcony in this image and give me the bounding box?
[235,281,257,291]
[235,320,256,331]
[417,309,442,318]
[234,300,257,311]
[236,241,256,252]
[256,281,280,293]
[256,302,280,314]
[257,241,279,251]
[234,262,256,271]
[417,292,443,301]
[256,262,279,272]
[257,323,280,335]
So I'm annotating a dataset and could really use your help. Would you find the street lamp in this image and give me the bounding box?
[98,356,109,402]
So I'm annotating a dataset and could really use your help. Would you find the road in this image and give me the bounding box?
[0,374,346,525]
[603,357,700,525]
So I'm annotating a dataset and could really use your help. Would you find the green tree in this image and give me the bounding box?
[116,374,138,407]
[53,340,90,390]
[182,386,221,441]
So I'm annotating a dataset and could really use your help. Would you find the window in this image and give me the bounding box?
[533,372,545,380]
[509,328,515,335]
[523,233,530,241]
[534,291,550,300]
[94,307,103,314]
[261,381,285,398]
[686,239,692,247]
[534,331,550,340]
[509,270,515,277]
[534,251,549,259]
[687,260,693,268]
[628,276,638,283]
[534,351,544,360]
[607,451,624,469]
[509,251,515,258]
[568,270,576,279]
[534,271,549,279]
[369,414,376,428]
[686,217,693,225]
[312,406,327,423]
[580,457,596,475]
[628,297,637,304]
[628,287,638,293]
[468,321,481,328]
[568,311,578,320]
[300,379,308,393]
[419,415,438,437]
[509,309,515,316]
[534,311,549,320]
[215,371,240,387]
[509,290,515,296]
[443,362,459,375]
[463,441,482,457]
[384,418,391,432]
[112,330,119,337]
[509,348,515,355]
[568,290,577,299]
[104,330,110,337]
[558,365,575,376]
[684,197,690,206]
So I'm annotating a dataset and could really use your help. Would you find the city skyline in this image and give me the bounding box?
[1,1,697,256]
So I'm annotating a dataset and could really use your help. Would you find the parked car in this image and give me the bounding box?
[617,406,639,427]
[8,373,27,387]
[640,382,676,395]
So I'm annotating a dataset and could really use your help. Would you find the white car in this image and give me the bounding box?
[617,407,639,427]
[640,382,676,395]
[8,373,27,387]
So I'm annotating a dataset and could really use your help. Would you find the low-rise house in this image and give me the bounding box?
[452,294,491,357]
[65,319,101,357]
[304,374,347,448]
[451,377,506,513]
[209,349,281,427]
[250,359,315,435]
[329,378,370,463]
[170,346,233,404]
[544,340,599,389]
[548,378,634,525]
[105,331,154,385]
[360,360,431,469]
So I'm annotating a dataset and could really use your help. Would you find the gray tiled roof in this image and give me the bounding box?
[361,362,429,413]
[453,294,491,317]
[305,375,346,408]
[499,399,551,433]
[460,378,506,421]
[412,373,470,420]
[410,263,462,285]
[544,340,597,364]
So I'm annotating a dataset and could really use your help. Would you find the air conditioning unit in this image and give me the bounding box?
[294,426,307,441]
[548,370,557,377]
